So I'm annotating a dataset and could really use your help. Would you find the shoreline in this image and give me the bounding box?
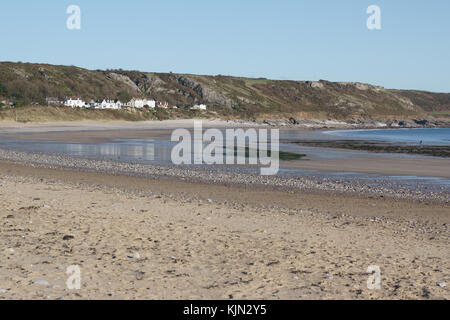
[292,140,450,158]
[0,148,448,204]
[0,121,449,180]
[0,158,448,222]
[1,116,450,130]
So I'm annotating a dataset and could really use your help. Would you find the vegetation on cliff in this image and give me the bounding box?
[1,61,449,120]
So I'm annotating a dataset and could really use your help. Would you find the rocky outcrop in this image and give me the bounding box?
[177,76,233,107]
[11,68,29,79]
[338,82,385,92]
[262,117,450,129]
[305,81,324,89]
[38,67,50,81]
[108,73,141,92]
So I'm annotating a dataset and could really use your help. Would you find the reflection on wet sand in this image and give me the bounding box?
[65,142,156,161]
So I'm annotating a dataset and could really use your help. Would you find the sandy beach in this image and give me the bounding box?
[0,163,448,300]
[0,121,449,300]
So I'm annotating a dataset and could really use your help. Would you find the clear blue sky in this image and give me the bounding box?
[0,0,449,92]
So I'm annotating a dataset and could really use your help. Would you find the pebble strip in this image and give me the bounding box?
[0,148,448,204]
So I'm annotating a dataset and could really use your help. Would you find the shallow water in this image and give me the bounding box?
[0,126,449,192]
[325,128,450,145]
[0,133,449,193]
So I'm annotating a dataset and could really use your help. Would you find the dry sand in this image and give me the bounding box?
[0,162,448,300]
[0,119,254,134]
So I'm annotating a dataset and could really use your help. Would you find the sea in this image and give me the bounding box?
[325,128,450,146]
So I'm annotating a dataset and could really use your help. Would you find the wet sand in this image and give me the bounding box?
[282,156,450,179]
[1,121,449,179]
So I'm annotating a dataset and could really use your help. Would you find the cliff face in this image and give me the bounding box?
[1,61,449,119]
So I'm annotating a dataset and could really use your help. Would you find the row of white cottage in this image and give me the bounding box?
[63,98,207,111]
[64,98,157,110]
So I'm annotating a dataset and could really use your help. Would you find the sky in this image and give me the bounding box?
[0,0,449,92]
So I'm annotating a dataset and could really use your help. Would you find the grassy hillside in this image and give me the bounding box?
[0,105,145,122]
[1,61,449,120]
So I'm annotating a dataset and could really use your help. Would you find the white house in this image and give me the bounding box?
[90,99,122,109]
[90,99,106,109]
[127,98,156,109]
[191,104,207,111]
[103,100,122,109]
[64,97,86,108]
[144,99,156,109]
[89,99,100,108]
[112,100,123,109]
